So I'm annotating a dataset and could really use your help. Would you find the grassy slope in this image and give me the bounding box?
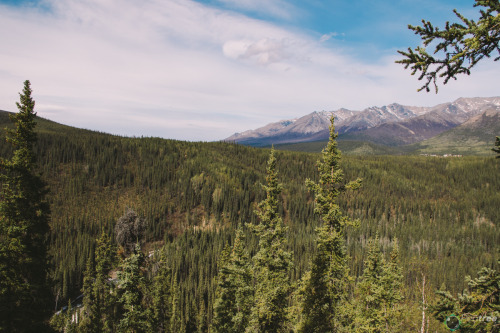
[274,139,402,155]
[404,111,500,156]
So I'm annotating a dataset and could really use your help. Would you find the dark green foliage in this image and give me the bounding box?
[50,298,78,332]
[352,236,404,332]
[299,117,361,332]
[78,231,118,332]
[493,136,500,157]
[212,225,252,333]
[247,148,292,332]
[212,244,234,332]
[430,256,499,332]
[170,277,183,333]
[397,0,500,92]
[230,228,253,332]
[0,105,498,330]
[150,248,173,332]
[117,243,149,332]
[0,81,51,332]
[115,208,146,255]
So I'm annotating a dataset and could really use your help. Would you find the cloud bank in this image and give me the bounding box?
[0,0,499,141]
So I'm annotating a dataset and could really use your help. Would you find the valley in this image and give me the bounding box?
[0,109,498,331]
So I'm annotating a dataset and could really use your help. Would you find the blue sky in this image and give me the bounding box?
[0,0,497,140]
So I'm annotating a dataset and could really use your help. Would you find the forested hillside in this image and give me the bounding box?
[0,110,498,331]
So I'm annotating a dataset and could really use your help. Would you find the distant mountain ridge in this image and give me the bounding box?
[407,108,500,155]
[225,97,500,147]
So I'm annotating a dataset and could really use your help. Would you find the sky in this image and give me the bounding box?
[0,0,499,141]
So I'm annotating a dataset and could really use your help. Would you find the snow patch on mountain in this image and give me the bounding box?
[224,97,500,146]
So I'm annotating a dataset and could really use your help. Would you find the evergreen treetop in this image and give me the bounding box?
[299,116,361,333]
[247,147,292,333]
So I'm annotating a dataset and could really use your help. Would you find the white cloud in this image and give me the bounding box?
[319,32,341,43]
[223,38,293,65]
[0,0,499,141]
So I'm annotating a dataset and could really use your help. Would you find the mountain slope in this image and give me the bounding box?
[275,139,402,155]
[336,103,428,134]
[339,110,462,146]
[226,97,500,147]
[225,110,355,146]
[404,109,500,155]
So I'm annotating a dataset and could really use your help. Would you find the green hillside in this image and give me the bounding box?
[0,110,498,331]
[274,139,402,154]
[405,110,500,156]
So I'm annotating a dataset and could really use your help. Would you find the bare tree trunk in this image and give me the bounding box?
[420,273,426,333]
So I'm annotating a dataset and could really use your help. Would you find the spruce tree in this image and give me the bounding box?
[117,243,149,332]
[298,116,361,333]
[353,237,404,332]
[212,244,234,332]
[170,276,183,333]
[354,236,385,332]
[397,0,500,92]
[247,148,293,333]
[79,231,118,333]
[0,80,51,332]
[230,226,253,332]
[430,257,499,332]
[380,239,404,330]
[150,248,172,333]
[212,225,252,333]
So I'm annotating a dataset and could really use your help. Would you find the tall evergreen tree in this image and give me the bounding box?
[353,237,404,332]
[212,225,252,333]
[230,226,253,332]
[0,80,51,332]
[354,235,385,332]
[212,244,234,332]
[380,239,404,330]
[117,243,149,332]
[247,148,293,333]
[78,231,118,333]
[150,248,173,333]
[170,276,183,333]
[298,116,361,333]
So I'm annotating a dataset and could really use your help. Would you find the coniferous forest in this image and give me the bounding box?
[0,82,499,332]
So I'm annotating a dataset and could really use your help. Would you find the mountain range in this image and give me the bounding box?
[225,97,500,152]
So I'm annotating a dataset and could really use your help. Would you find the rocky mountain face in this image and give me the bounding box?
[225,97,500,147]
[225,110,356,146]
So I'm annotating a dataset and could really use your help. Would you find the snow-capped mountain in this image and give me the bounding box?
[225,109,356,146]
[224,97,500,147]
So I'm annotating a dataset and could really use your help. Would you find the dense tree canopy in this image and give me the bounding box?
[0,92,498,331]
